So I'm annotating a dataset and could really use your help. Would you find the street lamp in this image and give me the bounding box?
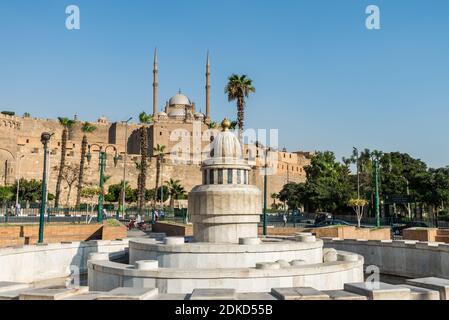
[39,132,52,243]
[15,154,25,215]
[87,144,119,223]
[371,155,381,228]
[120,117,132,219]
[353,147,360,199]
[256,141,271,236]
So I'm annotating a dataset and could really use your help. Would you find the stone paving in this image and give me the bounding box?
[1,278,448,300]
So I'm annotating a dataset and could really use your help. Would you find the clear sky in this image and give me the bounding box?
[1,0,448,168]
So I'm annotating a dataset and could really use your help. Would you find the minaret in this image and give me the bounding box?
[205,51,211,120]
[153,48,158,115]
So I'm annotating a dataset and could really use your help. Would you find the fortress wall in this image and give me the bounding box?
[1,116,309,206]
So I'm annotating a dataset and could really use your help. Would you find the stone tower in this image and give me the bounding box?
[153,48,158,115]
[188,119,262,244]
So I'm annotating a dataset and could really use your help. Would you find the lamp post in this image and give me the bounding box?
[372,156,380,227]
[87,144,119,223]
[353,147,360,199]
[256,141,270,236]
[15,154,24,215]
[39,132,52,243]
[120,117,132,220]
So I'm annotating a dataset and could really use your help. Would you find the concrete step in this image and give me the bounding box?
[396,285,440,300]
[322,290,368,300]
[190,288,236,300]
[271,287,330,300]
[344,282,411,300]
[19,287,88,300]
[96,287,159,300]
[406,277,449,300]
[0,282,30,293]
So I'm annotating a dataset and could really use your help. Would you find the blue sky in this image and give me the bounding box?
[1,0,448,168]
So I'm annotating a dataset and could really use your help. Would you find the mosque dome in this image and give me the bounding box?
[169,93,191,106]
[211,119,242,159]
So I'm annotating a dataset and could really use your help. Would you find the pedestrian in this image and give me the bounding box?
[283,214,287,227]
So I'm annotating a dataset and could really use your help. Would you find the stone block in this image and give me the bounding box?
[323,248,337,262]
[190,289,236,300]
[344,282,410,300]
[236,292,277,300]
[337,253,358,262]
[135,260,159,270]
[323,290,367,300]
[396,285,440,300]
[406,277,449,300]
[296,235,316,243]
[19,288,82,300]
[88,252,110,261]
[0,282,30,293]
[164,237,185,245]
[96,287,159,300]
[239,237,260,245]
[63,292,105,300]
[271,287,330,300]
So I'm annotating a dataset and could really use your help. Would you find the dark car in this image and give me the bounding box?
[313,219,353,228]
[391,221,429,236]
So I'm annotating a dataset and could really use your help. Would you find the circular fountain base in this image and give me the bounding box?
[88,235,364,294]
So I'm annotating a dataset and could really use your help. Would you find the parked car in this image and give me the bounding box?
[313,219,353,228]
[391,221,429,236]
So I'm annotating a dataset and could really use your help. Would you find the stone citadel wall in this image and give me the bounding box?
[0,114,310,206]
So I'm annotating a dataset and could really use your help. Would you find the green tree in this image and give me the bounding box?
[55,117,75,207]
[153,144,167,205]
[105,181,137,203]
[76,122,96,206]
[165,178,187,209]
[0,186,13,202]
[278,182,306,210]
[137,112,153,212]
[12,179,55,203]
[225,74,255,141]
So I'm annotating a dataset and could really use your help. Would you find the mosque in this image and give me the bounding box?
[0,51,313,206]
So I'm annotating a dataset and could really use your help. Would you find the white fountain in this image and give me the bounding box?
[88,119,363,294]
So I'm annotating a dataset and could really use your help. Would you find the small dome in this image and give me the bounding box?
[195,112,205,119]
[169,93,190,106]
[211,123,242,159]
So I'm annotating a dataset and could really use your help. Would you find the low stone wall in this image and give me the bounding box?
[258,225,391,240]
[403,228,449,243]
[0,239,129,283]
[0,223,127,247]
[403,228,438,242]
[307,226,391,240]
[152,222,193,237]
[324,238,449,279]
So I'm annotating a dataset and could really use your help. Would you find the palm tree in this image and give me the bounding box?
[76,122,96,207]
[55,117,75,208]
[271,193,278,207]
[224,74,256,141]
[165,178,186,209]
[138,112,153,213]
[153,144,167,206]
